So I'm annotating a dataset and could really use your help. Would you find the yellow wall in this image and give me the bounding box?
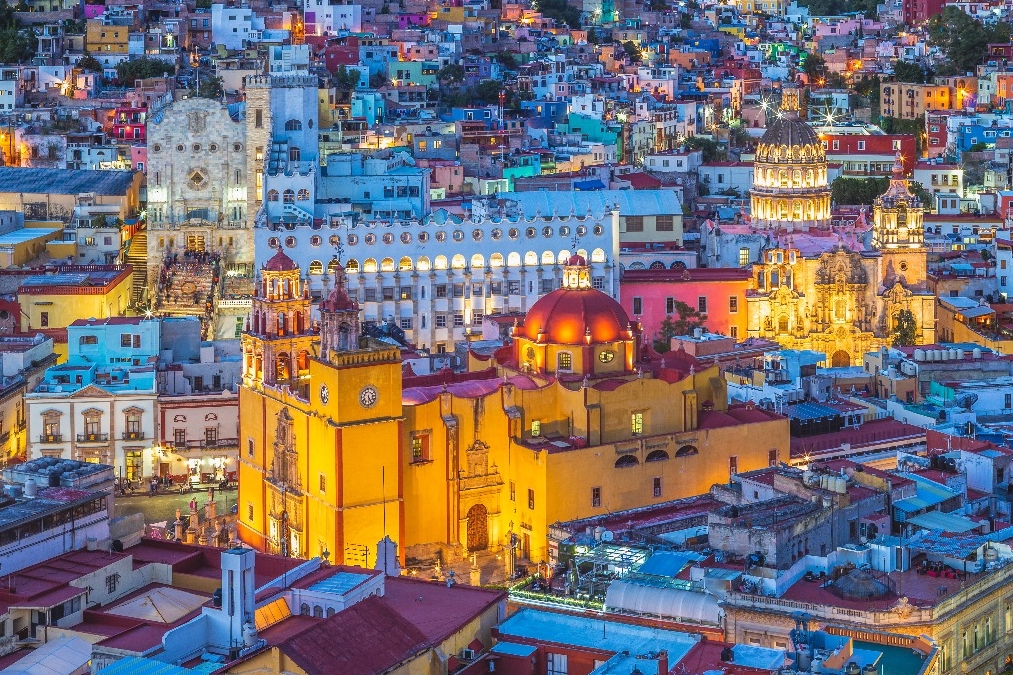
[19,272,133,335]
[239,347,404,565]
[86,21,129,53]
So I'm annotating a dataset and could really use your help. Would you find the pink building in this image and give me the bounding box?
[620,268,752,343]
[416,159,465,196]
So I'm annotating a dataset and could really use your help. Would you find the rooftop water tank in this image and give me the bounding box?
[914,349,926,361]
[23,478,38,498]
[974,348,983,359]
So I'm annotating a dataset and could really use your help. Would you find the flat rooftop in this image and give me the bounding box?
[0,167,136,196]
[497,608,698,675]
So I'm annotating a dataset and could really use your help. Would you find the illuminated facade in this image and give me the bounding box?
[749,86,831,231]
[238,254,789,567]
[744,153,935,366]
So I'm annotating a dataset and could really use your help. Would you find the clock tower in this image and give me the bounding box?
[238,255,406,566]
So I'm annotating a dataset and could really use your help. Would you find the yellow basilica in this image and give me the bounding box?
[237,252,788,567]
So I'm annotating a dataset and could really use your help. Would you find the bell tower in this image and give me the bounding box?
[319,262,361,360]
[241,249,317,396]
[872,151,926,286]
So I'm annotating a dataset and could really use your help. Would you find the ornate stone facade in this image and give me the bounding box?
[744,154,936,366]
[145,97,255,338]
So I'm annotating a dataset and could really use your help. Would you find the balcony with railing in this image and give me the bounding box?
[168,437,239,452]
[39,434,63,443]
[122,431,146,440]
[77,433,110,443]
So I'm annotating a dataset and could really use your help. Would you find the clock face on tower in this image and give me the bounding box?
[319,384,329,404]
[359,385,379,409]
[599,350,615,363]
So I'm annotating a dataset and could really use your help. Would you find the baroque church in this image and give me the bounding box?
[710,86,935,366]
[237,251,788,568]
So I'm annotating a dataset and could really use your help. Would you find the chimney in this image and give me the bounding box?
[657,650,668,675]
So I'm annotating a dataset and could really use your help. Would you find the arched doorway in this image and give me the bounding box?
[831,350,851,367]
[466,504,488,552]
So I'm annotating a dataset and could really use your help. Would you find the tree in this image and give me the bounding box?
[474,79,503,105]
[653,302,707,352]
[622,41,642,63]
[0,3,36,64]
[368,71,388,89]
[532,0,580,28]
[910,181,932,206]
[802,52,825,81]
[892,60,929,84]
[928,7,1010,75]
[495,51,517,70]
[438,63,464,86]
[892,309,918,347]
[968,141,990,152]
[115,56,174,83]
[683,136,723,162]
[190,74,223,99]
[332,64,361,91]
[77,54,102,73]
[831,177,890,205]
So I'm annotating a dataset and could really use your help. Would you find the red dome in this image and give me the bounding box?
[521,287,632,345]
[264,249,298,272]
[567,254,587,266]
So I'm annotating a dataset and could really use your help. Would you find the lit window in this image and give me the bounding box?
[557,352,572,371]
[631,412,643,436]
[739,247,750,267]
[531,420,541,437]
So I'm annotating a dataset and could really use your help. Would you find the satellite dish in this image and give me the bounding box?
[601,530,614,542]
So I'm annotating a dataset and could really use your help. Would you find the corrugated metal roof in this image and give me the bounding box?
[0,168,135,196]
[907,511,978,533]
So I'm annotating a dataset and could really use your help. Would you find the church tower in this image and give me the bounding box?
[872,152,927,286]
[319,262,361,359]
[241,249,317,396]
[750,85,832,231]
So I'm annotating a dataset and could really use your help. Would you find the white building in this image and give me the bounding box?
[256,199,620,353]
[211,4,266,51]
[0,67,25,113]
[303,0,362,35]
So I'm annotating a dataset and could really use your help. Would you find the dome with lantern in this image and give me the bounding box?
[510,255,641,378]
[750,85,832,231]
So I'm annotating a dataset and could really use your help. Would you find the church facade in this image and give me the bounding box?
[237,252,789,568]
[708,87,935,366]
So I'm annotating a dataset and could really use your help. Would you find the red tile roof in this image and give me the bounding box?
[279,596,430,675]
[382,577,505,645]
[790,419,925,457]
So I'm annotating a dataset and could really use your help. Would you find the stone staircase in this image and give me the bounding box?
[125,230,148,307]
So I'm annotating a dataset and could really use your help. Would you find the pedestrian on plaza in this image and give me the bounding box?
[149,479,156,497]
[189,498,197,512]
[209,486,215,501]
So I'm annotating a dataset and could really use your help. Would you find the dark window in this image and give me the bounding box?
[653,477,662,498]
[665,297,674,314]
[626,216,644,232]
[698,296,708,313]
[527,488,535,509]
[435,284,448,298]
[632,297,643,314]
[591,487,601,508]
